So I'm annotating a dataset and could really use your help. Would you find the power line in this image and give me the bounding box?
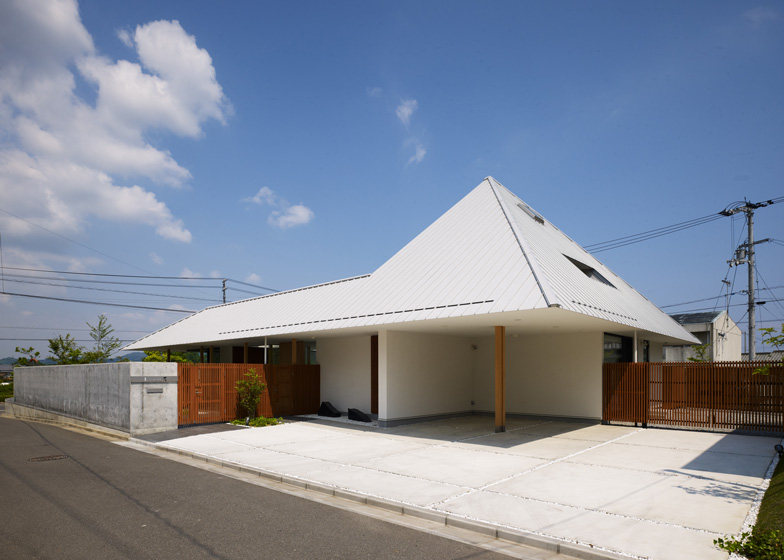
[585,213,723,252]
[661,285,784,309]
[0,326,150,332]
[1,278,221,303]
[226,278,278,292]
[0,207,152,274]
[584,195,783,253]
[0,338,134,342]
[0,265,218,281]
[0,291,195,313]
[0,272,217,289]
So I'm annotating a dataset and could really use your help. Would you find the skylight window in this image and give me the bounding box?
[517,202,545,224]
[564,255,616,288]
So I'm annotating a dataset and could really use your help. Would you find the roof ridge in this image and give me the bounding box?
[485,177,559,308]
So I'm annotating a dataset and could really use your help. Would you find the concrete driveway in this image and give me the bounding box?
[142,416,780,560]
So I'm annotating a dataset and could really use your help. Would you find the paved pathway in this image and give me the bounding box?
[140,416,781,560]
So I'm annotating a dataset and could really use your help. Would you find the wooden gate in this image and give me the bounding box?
[603,362,784,434]
[177,364,320,426]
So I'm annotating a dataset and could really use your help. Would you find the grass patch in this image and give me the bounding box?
[757,459,784,533]
[715,458,784,559]
[0,382,13,402]
[230,416,284,427]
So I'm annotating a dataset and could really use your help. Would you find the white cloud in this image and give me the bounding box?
[180,267,200,278]
[395,99,418,127]
[243,186,314,229]
[245,273,261,283]
[744,6,781,26]
[269,205,314,229]
[366,86,382,98]
[116,28,133,48]
[407,142,427,165]
[149,252,164,265]
[0,1,229,257]
[244,186,277,206]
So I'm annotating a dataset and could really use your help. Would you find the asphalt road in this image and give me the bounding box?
[0,417,510,560]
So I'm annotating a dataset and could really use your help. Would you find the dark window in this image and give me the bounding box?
[604,333,633,363]
[564,255,615,288]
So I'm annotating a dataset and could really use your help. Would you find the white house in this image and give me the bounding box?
[125,177,697,428]
[663,310,742,362]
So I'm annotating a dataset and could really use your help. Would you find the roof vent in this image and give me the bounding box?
[517,202,545,224]
[564,255,615,288]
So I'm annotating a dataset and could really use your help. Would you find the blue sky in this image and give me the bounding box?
[1,0,782,357]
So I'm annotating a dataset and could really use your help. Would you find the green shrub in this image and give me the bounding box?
[230,416,283,427]
[715,530,784,559]
[235,369,266,420]
[0,382,12,402]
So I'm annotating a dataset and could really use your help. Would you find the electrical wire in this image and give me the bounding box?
[0,207,152,274]
[0,326,149,332]
[585,213,723,252]
[0,272,217,289]
[0,266,219,281]
[0,291,195,313]
[0,278,221,303]
[660,285,784,309]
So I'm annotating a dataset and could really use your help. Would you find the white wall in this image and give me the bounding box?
[472,331,603,419]
[382,330,473,421]
[317,335,371,412]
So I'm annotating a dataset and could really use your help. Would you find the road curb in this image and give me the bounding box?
[129,437,632,560]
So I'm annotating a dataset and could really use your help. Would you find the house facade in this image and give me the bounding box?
[663,310,742,362]
[126,178,697,427]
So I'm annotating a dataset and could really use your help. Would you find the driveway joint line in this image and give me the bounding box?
[429,428,643,509]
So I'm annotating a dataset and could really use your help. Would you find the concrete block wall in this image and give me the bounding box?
[13,362,178,435]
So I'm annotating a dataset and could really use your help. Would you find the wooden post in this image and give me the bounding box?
[199,347,204,363]
[291,338,298,365]
[495,326,506,433]
[243,342,248,364]
[166,349,171,362]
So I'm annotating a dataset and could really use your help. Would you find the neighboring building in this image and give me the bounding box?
[663,311,742,362]
[126,177,697,427]
[742,350,783,362]
[0,364,13,380]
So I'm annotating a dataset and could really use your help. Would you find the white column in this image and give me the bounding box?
[632,330,638,363]
[377,329,389,422]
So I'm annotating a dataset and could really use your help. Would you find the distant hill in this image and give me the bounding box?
[114,352,146,362]
[0,357,15,365]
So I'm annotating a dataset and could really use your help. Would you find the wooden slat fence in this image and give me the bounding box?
[603,362,784,434]
[177,364,320,426]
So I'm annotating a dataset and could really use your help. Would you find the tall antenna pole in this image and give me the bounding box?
[720,198,774,361]
[222,279,227,304]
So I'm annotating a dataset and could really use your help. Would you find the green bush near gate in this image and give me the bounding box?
[230,416,283,427]
[235,369,266,421]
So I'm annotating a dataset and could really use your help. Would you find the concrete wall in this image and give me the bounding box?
[472,331,604,419]
[317,335,371,412]
[13,363,177,435]
[381,330,474,422]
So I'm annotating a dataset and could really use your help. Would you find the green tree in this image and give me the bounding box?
[235,369,266,423]
[14,346,40,366]
[84,314,122,363]
[143,350,196,363]
[48,334,84,364]
[754,323,784,375]
[688,343,711,362]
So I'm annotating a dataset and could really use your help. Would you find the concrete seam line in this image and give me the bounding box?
[128,438,631,560]
[429,428,643,508]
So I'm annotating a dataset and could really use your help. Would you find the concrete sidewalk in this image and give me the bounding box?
[134,416,781,560]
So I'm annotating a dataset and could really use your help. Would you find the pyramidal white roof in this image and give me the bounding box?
[126,177,696,350]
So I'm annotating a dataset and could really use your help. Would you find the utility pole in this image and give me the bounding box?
[720,199,774,361]
[222,279,227,304]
